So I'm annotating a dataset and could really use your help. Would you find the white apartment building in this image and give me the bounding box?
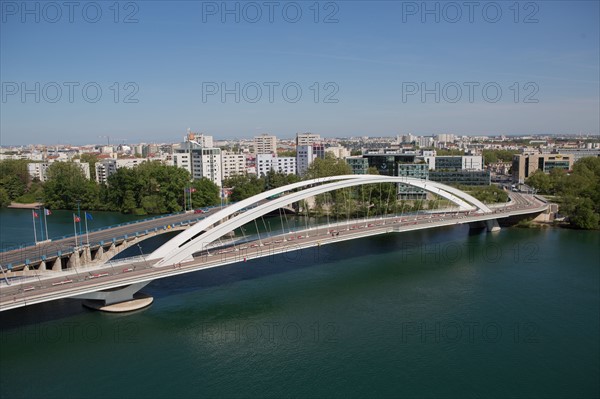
[27,163,48,181]
[296,133,322,147]
[173,136,222,186]
[95,158,147,184]
[296,144,325,176]
[416,136,434,148]
[436,134,455,143]
[28,159,91,182]
[221,151,247,179]
[254,134,277,154]
[256,154,296,176]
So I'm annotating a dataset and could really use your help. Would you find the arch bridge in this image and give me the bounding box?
[2,175,539,313]
[148,174,494,266]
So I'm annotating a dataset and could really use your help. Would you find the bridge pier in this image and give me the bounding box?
[38,260,47,271]
[104,243,119,260]
[49,257,61,271]
[93,246,105,261]
[67,250,81,269]
[82,246,92,264]
[485,219,501,232]
[76,281,153,313]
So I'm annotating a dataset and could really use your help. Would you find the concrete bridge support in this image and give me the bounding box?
[67,250,81,269]
[82,246,92,265]
[50,257,62,272]
[104,243,119,260]
[38,260,47,271]
[485,219,501,232]
[75,281,153,312]
[93,246,105,261]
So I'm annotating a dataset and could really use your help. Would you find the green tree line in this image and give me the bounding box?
[0,160,221,215]
[526,157,600,229]
[0,160,43,206]
[2,154,516,218]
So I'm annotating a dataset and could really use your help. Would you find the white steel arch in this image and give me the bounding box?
[148,175,364,260]
[151,175,492,266]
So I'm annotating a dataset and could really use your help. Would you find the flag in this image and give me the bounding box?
[32,210,39,218]
[73,214,81,222]
[45,209,52,216]
[85,212,93,221]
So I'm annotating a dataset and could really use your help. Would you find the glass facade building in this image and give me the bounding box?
[429,170,491,186]
[364,154,416,176]
[346,157,369,175]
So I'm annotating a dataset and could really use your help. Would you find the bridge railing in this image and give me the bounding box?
[0,215,213,269]
[0,202,236,255]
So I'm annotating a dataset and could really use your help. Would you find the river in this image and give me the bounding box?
[0,208,598,398]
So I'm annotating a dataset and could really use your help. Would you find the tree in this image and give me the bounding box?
[467,185,508,203]
[80,153,99,181]
[526,171,552,194]
[191,178,220,207]
[43,162,98,209]
[224,174,265,202]
[0,160,30,204]
[106,161,191,214]
[562,197,599,230]
[304,153,351,179]
[482,149,519,165]
[0,188,10,207]
[264,170,300,190]
[121,190,137,213]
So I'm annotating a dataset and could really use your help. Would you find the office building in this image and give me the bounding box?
[512,153,574,183]
[254,134,277,154]
[346,157,369,175]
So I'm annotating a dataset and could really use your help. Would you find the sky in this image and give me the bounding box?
[1,0,599,145]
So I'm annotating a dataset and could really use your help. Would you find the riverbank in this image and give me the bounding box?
[7,202,43,209]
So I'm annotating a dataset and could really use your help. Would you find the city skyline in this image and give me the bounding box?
[1,1,599,145]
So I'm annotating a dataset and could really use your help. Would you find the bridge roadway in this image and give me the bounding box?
[0,193,548,312]
[0,206,226,270]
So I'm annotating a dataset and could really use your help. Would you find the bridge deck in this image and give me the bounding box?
[0,208,226,271]
[0,193,548,312]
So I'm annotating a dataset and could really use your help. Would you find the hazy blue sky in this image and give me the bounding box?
[1,1,599,145]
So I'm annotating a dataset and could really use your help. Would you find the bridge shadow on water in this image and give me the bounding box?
[1,223,489,328]
[146,224,480,298]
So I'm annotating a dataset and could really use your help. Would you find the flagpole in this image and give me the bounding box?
[190,188,193,211]
[38,206,45,242]
[77,201,82,237]
[73,215,78,248]
[84,212,90,246]
[43,208,49,242]
[184,187,187,212]
[32,210,38,244]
